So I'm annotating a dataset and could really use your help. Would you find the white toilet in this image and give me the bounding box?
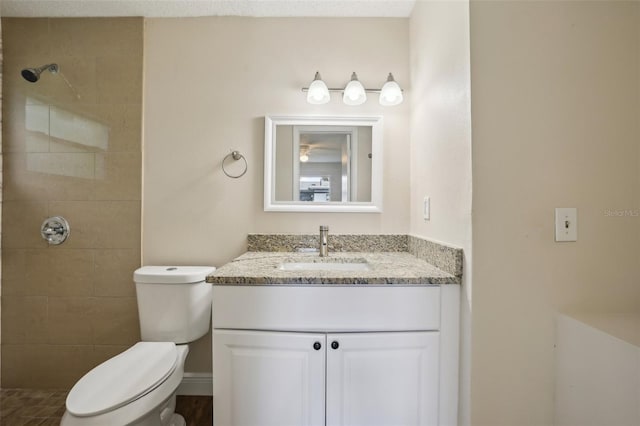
[61,266,215,426]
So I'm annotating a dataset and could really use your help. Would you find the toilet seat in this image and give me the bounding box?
[66,342,178,417]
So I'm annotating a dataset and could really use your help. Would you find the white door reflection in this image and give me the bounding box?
[293,126,356,203]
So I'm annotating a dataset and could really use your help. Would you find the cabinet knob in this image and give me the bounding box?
[331,341,339,350]
[313,342,322,351]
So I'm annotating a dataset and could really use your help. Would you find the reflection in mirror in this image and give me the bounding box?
[25,96,109,179]
[265,116,382,213]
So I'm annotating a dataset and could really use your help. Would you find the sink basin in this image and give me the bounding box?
[278,261,371,272]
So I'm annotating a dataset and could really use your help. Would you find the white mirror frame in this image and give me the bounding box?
[264,115,383,213]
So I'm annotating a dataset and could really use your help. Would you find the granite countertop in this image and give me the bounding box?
[206,251,459,285]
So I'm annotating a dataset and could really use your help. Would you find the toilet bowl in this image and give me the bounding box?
[61,266,215,426]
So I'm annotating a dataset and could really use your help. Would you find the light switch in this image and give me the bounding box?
[555,208,577,242]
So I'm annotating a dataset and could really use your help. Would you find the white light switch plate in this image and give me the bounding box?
[423,196,430,221]
[555,208,577,242]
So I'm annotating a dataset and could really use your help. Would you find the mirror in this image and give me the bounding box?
[264,116,383,212]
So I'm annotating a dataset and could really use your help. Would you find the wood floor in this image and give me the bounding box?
[176,395,213,426]
[0,388,213,426]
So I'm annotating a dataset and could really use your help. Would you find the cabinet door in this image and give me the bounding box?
[326,332,440,426]
[213,330,326,426]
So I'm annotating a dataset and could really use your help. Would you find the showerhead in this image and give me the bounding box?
[21,63,59,83]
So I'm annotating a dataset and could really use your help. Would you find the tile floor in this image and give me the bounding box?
[0,388,67,425]
[0,389,213,426]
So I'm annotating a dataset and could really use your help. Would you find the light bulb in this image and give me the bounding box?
[300,153,309,162]
[379,73,403,106]
[306,72,330,105]
[343,72,366,106]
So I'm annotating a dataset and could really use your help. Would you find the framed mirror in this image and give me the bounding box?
[264,116,383,212]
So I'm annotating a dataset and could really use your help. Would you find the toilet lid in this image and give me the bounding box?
[66,342,178,417]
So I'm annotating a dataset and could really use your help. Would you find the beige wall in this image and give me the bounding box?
[0,16,3,385]
[409,1,472,424]
[470,1,640,425]
[1,18,143,388]
[143,17,410,371]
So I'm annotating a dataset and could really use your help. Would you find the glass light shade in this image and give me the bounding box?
[300,153,309,162]
[306,72,330,105]
[343,72,366,106]
[379,73,403,106]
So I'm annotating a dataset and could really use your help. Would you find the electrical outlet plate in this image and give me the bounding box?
[555,208,577,242]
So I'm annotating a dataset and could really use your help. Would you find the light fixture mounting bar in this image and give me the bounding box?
[301,88,403,94]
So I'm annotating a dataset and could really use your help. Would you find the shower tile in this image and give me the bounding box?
[81,103,141,152]
[91,201,141,248]
[2,201,49,249]
[47,297,93,345]
[41,55,97,105]
[92,344,131,367]
[45,201,96,248]
[25,131,51,154]
[47,201,140,249]
[46,345,99,388]
[96,55,142,104]
[3,155,94,201]
[2,19,51,57]
[1,249,50,296]
[47,249,94,296]
[2,54,26,89]
[2,97,48,153]
[91,297,140,345]
[92,151,141,200]
[24,250,53,290]
[3,102,50,153]
[49,104,109,153]
[3,16,143,390]
[93,249,140,297]
[49,18,143,58]
[16,344,95,389]
[44,173,95,201]
[0,296,48,344]
[26,153,95,179]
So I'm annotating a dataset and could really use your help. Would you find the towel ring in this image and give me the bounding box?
[222,150,248,179]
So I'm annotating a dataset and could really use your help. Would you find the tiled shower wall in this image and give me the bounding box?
[0,18,143,388]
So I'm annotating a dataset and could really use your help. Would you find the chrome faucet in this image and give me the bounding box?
[319,225,329,257]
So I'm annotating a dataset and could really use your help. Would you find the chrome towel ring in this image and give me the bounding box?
[222,150,248,179]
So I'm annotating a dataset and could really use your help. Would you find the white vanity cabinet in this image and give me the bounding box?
[325,331,439,426]
[213,330,326,426]
[212,285,459,426]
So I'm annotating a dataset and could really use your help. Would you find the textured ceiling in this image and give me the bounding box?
[2,0,416,18]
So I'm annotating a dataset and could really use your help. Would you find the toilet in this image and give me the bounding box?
[61,266,215,426]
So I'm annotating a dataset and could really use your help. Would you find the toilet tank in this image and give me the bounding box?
[134,266,215,343]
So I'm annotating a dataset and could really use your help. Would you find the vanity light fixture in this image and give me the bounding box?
[379,73,404,106]
[343,72,367,106]
[306,72,330,105]
[303,71,403,106]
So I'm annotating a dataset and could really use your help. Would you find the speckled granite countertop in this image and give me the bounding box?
[206,251,459,285]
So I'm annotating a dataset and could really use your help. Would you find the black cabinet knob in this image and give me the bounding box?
[331,341,339,350]
[313,342,322,350]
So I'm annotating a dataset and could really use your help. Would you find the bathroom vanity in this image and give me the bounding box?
[208,238,461,426]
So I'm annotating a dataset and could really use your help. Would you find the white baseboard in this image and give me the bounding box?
[177,372,213,396]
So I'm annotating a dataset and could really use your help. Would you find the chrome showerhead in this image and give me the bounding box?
[21,63,59,83]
